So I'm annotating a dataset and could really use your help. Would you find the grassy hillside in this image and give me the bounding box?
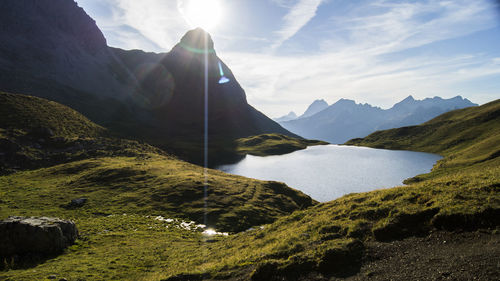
[0,153,314,233]
[1,95,498,280]
[346,99,500,181]
[0,93,314,232]
[236,134,328,156]
[0,91,163,174]
[1,155,497,280]
[154,100,497,280]
[0,92,105,138]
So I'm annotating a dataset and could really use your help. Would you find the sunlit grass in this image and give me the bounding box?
[0,96,498,280]
[236,133,328,156]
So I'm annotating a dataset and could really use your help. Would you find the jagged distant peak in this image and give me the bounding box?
[393,95,417,107]
[274,111,298,122]
[403,95,415,101]
[451,95,467,101]
[423,96,444,101]
[334,98,356,105]
[300,99,329,118]
[307,99,329,109]
[311,99,328,105]
[391,95,477,112]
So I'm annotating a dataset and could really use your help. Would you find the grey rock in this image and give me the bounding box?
[0,216,78,258]
[70,198,87,207]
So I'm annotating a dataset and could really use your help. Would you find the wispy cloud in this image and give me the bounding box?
[271,0,324,49]
[78,0,500,117]
[223,50,500,117]
[223,0,500,116]
[320,0,497,56]
[79,0,189,51]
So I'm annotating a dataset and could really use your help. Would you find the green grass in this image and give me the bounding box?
[0,92,314,228]
[0,214,228,280]
[0,153,314,233]
[345,99,500,181]
[236,134,328,156]
[0,92,105,138]
[1,158,497,280]
[0,95,498,280]
[0,91,166,174]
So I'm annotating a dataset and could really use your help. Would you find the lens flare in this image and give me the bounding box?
[218,61,230,84]
[180,0,223,30]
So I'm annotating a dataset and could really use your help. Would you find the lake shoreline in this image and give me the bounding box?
[217,144,442,202]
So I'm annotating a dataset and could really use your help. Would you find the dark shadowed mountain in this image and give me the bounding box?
[274,111,298,122]
[280,95,477,143]
[0,0,295,164]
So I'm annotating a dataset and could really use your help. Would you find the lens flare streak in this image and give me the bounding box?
[218,61,230,84]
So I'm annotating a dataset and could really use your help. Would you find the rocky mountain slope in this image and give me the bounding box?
[280,95,477,143]
[0,0,295,164]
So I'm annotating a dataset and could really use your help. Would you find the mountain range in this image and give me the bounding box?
[279,95,477,143]
[274,99,329,122]
[273,111,298,122]
[0,0,294,164]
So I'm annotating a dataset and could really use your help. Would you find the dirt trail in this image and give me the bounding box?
[334,230,499,281]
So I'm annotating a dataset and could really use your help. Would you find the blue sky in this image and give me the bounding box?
[77,0,500,117]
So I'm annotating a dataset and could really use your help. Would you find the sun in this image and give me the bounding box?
[181,0,224,31]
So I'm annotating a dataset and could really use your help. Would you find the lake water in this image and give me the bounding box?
[216,145,442,202]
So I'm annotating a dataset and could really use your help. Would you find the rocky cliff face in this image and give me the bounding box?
[112,28,294,139]
[0,0,134,101]
[0,0,295,161]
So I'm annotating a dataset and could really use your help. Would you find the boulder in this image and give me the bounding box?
[61,198,88,209]
[0,216,78,259]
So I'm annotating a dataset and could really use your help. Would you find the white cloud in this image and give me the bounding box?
[223,0,500,116]
[78,0,190,51]
[271,0,324,50]
[222,49,500,117]
[320,0,497,56]
[113,0,190,50]
[78,0,500,117]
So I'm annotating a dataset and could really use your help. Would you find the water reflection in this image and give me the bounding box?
[216,145,442,202]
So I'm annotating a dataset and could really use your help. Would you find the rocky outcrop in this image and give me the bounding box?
[62,198,88,209]
[0,1,294,141]
[0,0,297,165]
[0,216,78,259]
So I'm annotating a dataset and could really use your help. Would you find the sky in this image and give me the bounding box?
[77,0,500,117]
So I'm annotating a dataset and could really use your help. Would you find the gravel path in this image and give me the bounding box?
[336,230,500,281]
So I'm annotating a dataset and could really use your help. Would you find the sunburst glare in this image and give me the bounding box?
[180,0,224,31]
